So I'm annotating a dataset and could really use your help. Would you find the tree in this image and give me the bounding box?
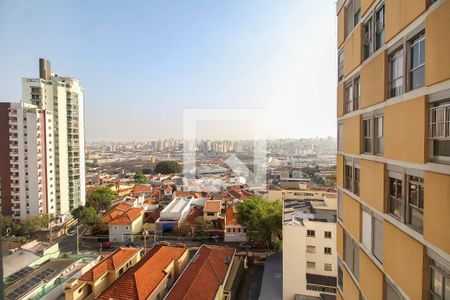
[78,207,101,228]
[0,214,12,235]
[154,161,182,174]
[134,172,147,184]
[237,197,282,247]
[86,187,116,212]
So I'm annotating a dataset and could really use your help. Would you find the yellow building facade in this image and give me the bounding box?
[336,0,450,299]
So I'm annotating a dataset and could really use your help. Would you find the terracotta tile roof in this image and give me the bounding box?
[97,245,188,300]
[228,190,243,200]
[79,247,139,282]
[183,207,203,226]
[109,207,144,225]
[204,200,222,213]
[132,185,152,194]
[225,206,240,226]
[144,206,164,224]
[166,245,235,300]
[101,209,125,223]
[115,203,134,211]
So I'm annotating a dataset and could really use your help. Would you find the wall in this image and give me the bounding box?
[423,171,450,254]
[425,1,450,86]
[384,221,425,299]
[342,266,360,300]
[384,96,427,164]
[361,0,376,16]
[337,7,345,48]
[359,251,383,300]
[343,115,361,155]
[360,159,385,213]
[337,82,345,117]
[283,225,307,300]
[343,193,361,240]
[385,0,427,42]
[343,25,362,76]
[360,50,386,109]
[337,155,344,187]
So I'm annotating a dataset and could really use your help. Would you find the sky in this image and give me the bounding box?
[0,0,337,141]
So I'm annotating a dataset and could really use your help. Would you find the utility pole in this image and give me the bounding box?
[76,223,80,254]
[143,230,147,254]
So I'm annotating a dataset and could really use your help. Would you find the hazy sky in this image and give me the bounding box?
[0,0,337,141]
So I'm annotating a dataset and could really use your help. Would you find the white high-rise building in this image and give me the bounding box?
[0,59,85,220]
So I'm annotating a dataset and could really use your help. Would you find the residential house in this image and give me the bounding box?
[64,247,141,300]
[157,197,193,232]
[165,245,243,300]
[108,207,144,243]
[224,205,248,243]
[203,200,222,222]
[97,245,189,300]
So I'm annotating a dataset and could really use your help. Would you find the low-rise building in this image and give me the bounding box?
[224,205,248,243]
[203,200,222,222]
[64,247,141,300]
[108,207,145,243]
[157,196,193,232]
[166,245,243,300]
[97,245,189,300]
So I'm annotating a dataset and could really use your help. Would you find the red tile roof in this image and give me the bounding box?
[183,207,203,226]
[166,245,235,300]
[97,245,188,300]
[225,206,240,226]
[109,207,144,225]
[79,247,139,282]
[132,185,152,195]
[203,200,222,213]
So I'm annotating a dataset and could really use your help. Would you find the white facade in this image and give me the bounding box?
[21,59,85,216]
[159,196,193,222]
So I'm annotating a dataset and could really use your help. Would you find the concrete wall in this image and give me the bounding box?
[385,0,427,42]
[360,159,385,213]
[360,50,387,109]
[343,115,361,155]
[359,251,383,300]
[343,193,361,241]
[343,25,362,76]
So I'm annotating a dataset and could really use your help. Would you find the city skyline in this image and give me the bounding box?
[0,0,337,141]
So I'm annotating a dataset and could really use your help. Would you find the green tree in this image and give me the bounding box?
[0,214,13,234]
[154,161,182,174]
[86,187,116,212]
[237,197,282,247]
[134,172,147,184]
[79,207,101,227]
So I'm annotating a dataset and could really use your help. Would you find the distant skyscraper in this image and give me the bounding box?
[0,59,85,219]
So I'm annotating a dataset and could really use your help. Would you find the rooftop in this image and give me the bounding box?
[284,199,336,225]
[225,205,240,227]
[97,245,188,300]
[203,200,222,213]
[79,247,140,282]
[109,207,144,225]
[166,245,235,300]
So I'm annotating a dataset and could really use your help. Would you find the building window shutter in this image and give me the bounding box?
[362,210,372,250]
[373,218,384,262]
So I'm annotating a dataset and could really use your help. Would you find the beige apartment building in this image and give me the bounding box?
[336,0,449,299]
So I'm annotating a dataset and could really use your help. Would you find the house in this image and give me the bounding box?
[224,205,248,243]
[163,185,174,196]
[156,196,193,232]
[97,245,189,300]
[203,200,222,222]
[64,247,141,300]
[165,245,243,300]
[108,207,145,243]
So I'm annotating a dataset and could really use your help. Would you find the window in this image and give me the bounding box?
[389,48,404,97]
[409,32,425,90]
[363,119,372,153]
[307,261,316,269]
[388,177,403,219]
[362,208,384,263]
[324,263,332,272]
[344,233,359,280]
[345,76,360,113]
[338,259,344,291]
[430,260,449,300]
[307,230,315,237]
[363,4,384,60]
[363,113,384,155]
[385,279,403,300]
[338,123,344,151]
[306,245,316,253]
[324,247,332,255]
[429,99,450,161]
[345,0,361,37]
[345,158,360,196]
[387,168,425,234]
[338,50,344,82]
[407,176,424,233]
[338,191,344,221]
[324,231,332,239]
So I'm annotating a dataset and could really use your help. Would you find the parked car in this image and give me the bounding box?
[125,242,139,248]
[102,241,112,249]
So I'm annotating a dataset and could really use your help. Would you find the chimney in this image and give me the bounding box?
[39,58,51,80]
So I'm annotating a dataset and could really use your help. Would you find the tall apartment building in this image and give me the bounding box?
[0,59,85,219]
[283,193,337,299]
[336,0,449,299]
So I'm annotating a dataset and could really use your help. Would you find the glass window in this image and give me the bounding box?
[324,247,332,255]
[363,19,373,59]
[389,48,404,97]
[373,217,384,263]
[375,5,385,50]
[345,164,353,191]
[307,261,316,269]
[338,260,344,291]
[375,115,384,154]
[345,84,354,113]
[409,33,425,90]
[306,245,316,253]
[338,50,344,81]
[338,191,344,221]
[344,233,359,280]
[363,119,373,153]
[307,230,315,237]
[388,177,403,219]
[354,77,360,110]
[430,261,449,300]
[324,231,332,239]
[429,100,450,159]
[354,167,360,196]
[386,280,402,300]
[362,210,373,250]
[407,176,424,233]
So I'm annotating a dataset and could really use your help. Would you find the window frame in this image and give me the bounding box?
[362,111,384,155]
[408,32,426,91]
[429,97,450,163]
[363,3,385,61]
[344,232,360,280]
[345,157,360,196]
[345,75,360,113]
[429,259,449,300]
[361,206,384,263]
